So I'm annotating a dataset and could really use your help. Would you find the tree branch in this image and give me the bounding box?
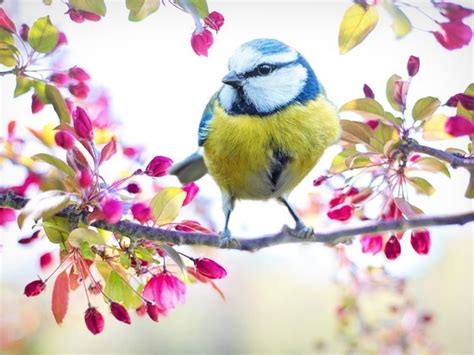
[404,139,474,168]
[1,191,473,252]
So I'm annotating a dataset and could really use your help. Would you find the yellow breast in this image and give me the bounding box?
[203,96,341,200]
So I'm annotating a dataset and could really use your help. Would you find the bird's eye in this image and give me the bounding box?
[257,64,273,76]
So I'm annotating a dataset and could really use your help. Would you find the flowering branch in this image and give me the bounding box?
[1,191,473,252]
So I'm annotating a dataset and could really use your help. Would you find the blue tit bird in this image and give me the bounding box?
[169,38,341,245]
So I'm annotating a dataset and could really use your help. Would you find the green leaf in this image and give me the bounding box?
[330,149,358,173]
[14,75,33,97]
[33,80,50,104]
[28,16,59,53]
[344,154,371,169]
[45,84,71,124]
[18,190,70,228]
[43,216,70,243]
[382,0,412,38]
[187,0,209,18]
[161,245,186,274]
[128,0,160,21]
[104,271,141,309]
[119,253,131,269]
[135,246,155,262]
[407,176,435,196]
[150,187,186,225]
[69,0,106,16]
[68,227,109,248]
[465,168,474,199]
[412,96,440,121]
[338,4,379,54]
[386,74,403,112]
[340,119,373,145]
[413,157,451,177]
[80,241,96,260]
[32,153,75,177]
[0,28,14,44]
[384,111,403,127]
[339,98,386,120]
[43,0,53,4]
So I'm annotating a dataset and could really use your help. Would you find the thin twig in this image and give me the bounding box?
[403,139,474,168]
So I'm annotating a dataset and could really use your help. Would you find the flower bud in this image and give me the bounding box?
[110,302,131,325]
[84,307,104,335]
[327,204,354,221]
[194,258,227,279]
[446,93,474,110]
[191,28,214,57]
[77,169,93,188]
[135,303,147,317]
[73,107,93,140]
[126,183,141,194]
[101,198,123,224]
[54,130,75,150]
[31,94,45,114]
[19,24,29,41]
[131,202,152,224]
[410,230,431,255]
[40,252,53,270]
[313,175,327,186]
[81,10,102,22]
[182,182,199,206]
[69,82,90,99]
[204,11,225,32]
[68,9,84,23]
[24,279,46,297]
[384,235,401,260]
[407,55,420,77]
[146,302,160,322]
[56,32,68,47]
[145,156,173,177]
[68,66,91,81]
[360,235,383,255]
[445,115,474,137]
[363,84,374,99]
[49,72,69,86]
[0,8,16,33]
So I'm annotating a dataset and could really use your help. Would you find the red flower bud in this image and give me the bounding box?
[360,235,383,255]
[126,183,141,194]
[365,119,379,130]
[73,107,93,140]
[0,8,16,33]
[77,169,93,188]
[182,182,199,206]
[0,207,16,226]
[363,84,374,99]
[446,93,474,110]
[329,195,345,208]
[68,66,90,81]
[56,32,68,47]
[68,9,84,23]
[345,187,359,196]
[135,303,147,317]
[19,24,29,41]
[445,115,474,137]
[204,11,225,32]
[131,202,152,224]
[101,198,123,224]
[40,252,54,270]
[384,235,401,260]
[49,73,69,86]
[327,204,354,221]
[84,307,104,335]
[18,230,41,244]
[145,156,173,177]
[191,28,214,57]
[146,302,160,322]
[54,130,75,149]
[110,302,131,325]
[407,55,420,77]
[31,94,45,114]
[24,279,46,297]
[410,230,431,255]
[433,21,472,50]
[313,175,327,186]
[409,154,421,162]
[81,10,102,22]
[194,258,227,279]
[69,81,90,99]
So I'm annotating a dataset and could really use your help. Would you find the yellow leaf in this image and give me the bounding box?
[18,190,70,228]
[338,4,379,54]
[150,187,186,225]
[339,98,386,120]
[412,97,441,121]
[68,227,109,248]
[383,0,412,38]
[422,113,453,141]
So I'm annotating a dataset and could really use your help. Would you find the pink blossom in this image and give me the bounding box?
[445,115,474,136]
[84,307,104,335]
[410,230,431,255]
[31,94,44,114]
[327,204,354,221]
[110,302,131,325]
[143,272,186,311]
[360,235,383,255]
[0,208,16,226]
[182,182,199,206]
[145,156,173,177]
[0,8,16,33]
[24,280,46,297]
[409,154,421,162]
[194,258,227,279]
[69,82,90,99]
[131,203,152,224]
[77,169,93,188]
[101,198,123,224]
[49,73,69,86]
[204,11,225,32]
[69,66,90,81]
[433,21,472,50]
[384,235,401,260]
[407,55,420,77]
[19,24,29,41]
[73,107,93,140]
[54,130,75,150]
[191,29,214,57]
[40,252,54,270]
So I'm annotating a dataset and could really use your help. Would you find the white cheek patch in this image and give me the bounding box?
[218,85,237,112]
[243,64,308,114]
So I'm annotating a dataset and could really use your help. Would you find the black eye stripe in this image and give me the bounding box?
[242,61,298,79]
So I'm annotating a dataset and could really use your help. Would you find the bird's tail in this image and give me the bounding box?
[168,149,207,184]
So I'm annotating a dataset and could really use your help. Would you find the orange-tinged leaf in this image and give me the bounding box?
[150,187,186,225]
[338,4,379,54]
[52,270,70,324]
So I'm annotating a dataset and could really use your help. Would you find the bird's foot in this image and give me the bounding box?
[218,230,241,248]
[288,222,315,240]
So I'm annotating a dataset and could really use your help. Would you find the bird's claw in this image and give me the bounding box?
[289,222,315,240]
[218,230,241,248]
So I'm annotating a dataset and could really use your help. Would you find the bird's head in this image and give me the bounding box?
[218,38,320,116]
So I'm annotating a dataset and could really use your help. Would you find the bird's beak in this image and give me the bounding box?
[222,71,243,88]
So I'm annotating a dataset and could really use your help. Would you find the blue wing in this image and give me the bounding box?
[198,92,219,146]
